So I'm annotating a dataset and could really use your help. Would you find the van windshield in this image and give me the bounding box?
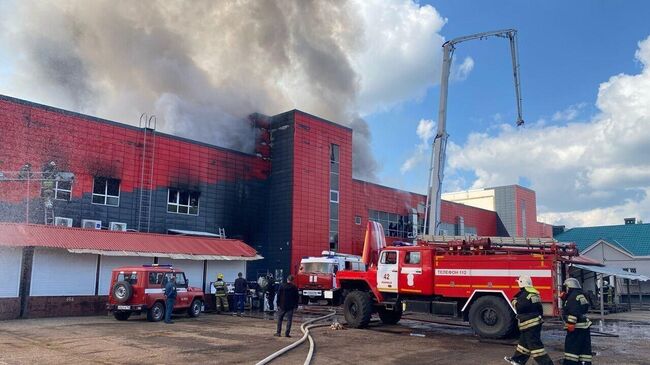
[302,263,333,273]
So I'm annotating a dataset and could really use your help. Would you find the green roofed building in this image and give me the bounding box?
[555,217,650,300]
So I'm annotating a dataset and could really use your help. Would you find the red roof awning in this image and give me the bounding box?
[0,223,262,261]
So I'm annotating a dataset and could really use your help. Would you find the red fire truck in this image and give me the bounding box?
[296,251,364,305]
[337,222,579,338]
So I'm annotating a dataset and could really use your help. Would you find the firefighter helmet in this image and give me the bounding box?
[517,275,532,288]
[564,277,581,289]
[217,273,224,280]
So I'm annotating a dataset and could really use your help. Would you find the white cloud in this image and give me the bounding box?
[551,102,587,122]
[448,35,650,227]
[401,119,435,174]
[452,56,475,81]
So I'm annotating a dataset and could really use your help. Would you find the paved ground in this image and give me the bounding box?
[1,310,649,364]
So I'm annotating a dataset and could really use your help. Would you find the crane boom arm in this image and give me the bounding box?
[425,29,524,236]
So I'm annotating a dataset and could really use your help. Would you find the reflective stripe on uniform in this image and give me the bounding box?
[579,354,593,361]
[575,320,592,329]
[564,353,580,360]
[516,345,530,354]
[566,315,577,323]
[530,348,548,357]
[518,316,542,330]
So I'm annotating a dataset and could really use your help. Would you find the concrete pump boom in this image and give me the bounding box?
[425,29,525,236]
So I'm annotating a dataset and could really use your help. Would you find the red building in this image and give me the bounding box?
[0,94,546,278]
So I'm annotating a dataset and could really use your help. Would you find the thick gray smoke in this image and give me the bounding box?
[0,0,446,181]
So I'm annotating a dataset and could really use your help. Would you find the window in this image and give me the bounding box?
[301,263,334,273]
[381,251,398,265]
[355,216,362,225]
[163,272,187,288]
[54,180,72,201]
[92,177,120,206]
[330,190,339,203]
[368,209,414,238]
[405,251,421,265]
[149,272,165,285]
[117,272,138,284]
[167,189,200,215]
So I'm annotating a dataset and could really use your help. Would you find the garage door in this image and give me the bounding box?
[0,247,22,298]
[30,248,97,296]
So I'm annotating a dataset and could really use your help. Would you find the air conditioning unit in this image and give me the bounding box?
[109,222,127,231]
[81,219,102,229]
[54,217,73,227]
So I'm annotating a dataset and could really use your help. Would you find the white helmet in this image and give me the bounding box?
[517,275,532,288]
[603,280,609,286]
[564,277,581,289]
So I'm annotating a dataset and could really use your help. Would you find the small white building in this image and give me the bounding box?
[0,223,261,319]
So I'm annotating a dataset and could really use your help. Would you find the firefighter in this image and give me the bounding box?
[562,277,592,365]
[504,275,553,365]
[213,273,229,313]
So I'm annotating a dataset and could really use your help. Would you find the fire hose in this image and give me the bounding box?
[255,310,337,365]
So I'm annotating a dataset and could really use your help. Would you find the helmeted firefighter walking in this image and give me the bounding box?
[504,275,553,365]
[562,278,592,365]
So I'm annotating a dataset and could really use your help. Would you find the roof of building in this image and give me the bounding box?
[0,223,262,261]
[555,223,650,256]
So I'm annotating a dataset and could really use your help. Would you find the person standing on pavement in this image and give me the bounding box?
[213,273,229,313]
[275,275,299,338]
[504,275,553,365]
[562,277,593,365]
[164,273,177,324]
[233,272,248,316]
[266,273,276,312]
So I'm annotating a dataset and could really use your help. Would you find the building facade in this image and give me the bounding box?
[0,94,550,279]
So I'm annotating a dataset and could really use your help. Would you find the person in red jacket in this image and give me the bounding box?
[275,275,299,337]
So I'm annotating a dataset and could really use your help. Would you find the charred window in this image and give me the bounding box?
[92,177,120,206]
[167,189,200,215]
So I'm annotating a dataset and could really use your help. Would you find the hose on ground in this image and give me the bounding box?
[255,310,337,365]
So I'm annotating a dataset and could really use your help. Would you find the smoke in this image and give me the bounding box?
[0,0,446,181]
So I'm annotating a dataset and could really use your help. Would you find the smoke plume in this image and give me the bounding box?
[0,0,446,181]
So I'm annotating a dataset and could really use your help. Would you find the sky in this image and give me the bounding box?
[0,1,649,228]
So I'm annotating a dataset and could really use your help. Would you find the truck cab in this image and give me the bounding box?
[296,251,363,305]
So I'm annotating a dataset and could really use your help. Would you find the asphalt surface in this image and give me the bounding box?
[1,309,649,364]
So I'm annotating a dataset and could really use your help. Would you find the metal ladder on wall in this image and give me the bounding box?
[137,114,157,233]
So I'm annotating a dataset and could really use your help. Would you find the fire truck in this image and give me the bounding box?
[336,222,579,338]
[296,250,364,305]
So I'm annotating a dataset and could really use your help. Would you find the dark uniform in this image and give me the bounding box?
[562,288,592,364]
[509,287,553,365]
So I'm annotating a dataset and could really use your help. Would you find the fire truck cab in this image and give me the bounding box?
[337,236,577,338]
[296,251,364,305]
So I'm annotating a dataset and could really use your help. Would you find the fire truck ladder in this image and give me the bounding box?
[137,114,157,233]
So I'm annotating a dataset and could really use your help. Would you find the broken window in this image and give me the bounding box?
[54,179,72,201]
[167,188,200,215]
[92,177,120,206]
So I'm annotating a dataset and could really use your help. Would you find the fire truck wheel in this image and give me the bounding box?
[188,299,202,317]
[377,305,402,325]
[343,291,373,328]
[468,296,515,339]
[147,301,165,322]
[113,311,131,321]
[112,281,133,304]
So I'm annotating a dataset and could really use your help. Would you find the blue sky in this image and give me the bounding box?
[1,1,650,227]
[369,0,650,194]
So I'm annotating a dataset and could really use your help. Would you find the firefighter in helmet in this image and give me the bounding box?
[562,277,592,365]
[213,273,229,313]
[504,275,553,365]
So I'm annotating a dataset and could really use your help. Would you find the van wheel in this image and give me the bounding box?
[468,296,515,339]
[378,305,402,325]
[343,291,373,328]
[188,299,202,317]
[113,311,131,321]
[147,302,165,322]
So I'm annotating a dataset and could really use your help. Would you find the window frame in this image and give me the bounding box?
[53,179,72,201]
[91,177,120,207]
[167,188,200,216]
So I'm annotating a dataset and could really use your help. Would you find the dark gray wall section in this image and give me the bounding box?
[494,185,516,237]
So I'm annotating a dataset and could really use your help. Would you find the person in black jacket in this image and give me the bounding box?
[233,272,248,316]
[275,275,299,337]
[562,277,592,365]
[504,275,553,365]
[163,273,177,324]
